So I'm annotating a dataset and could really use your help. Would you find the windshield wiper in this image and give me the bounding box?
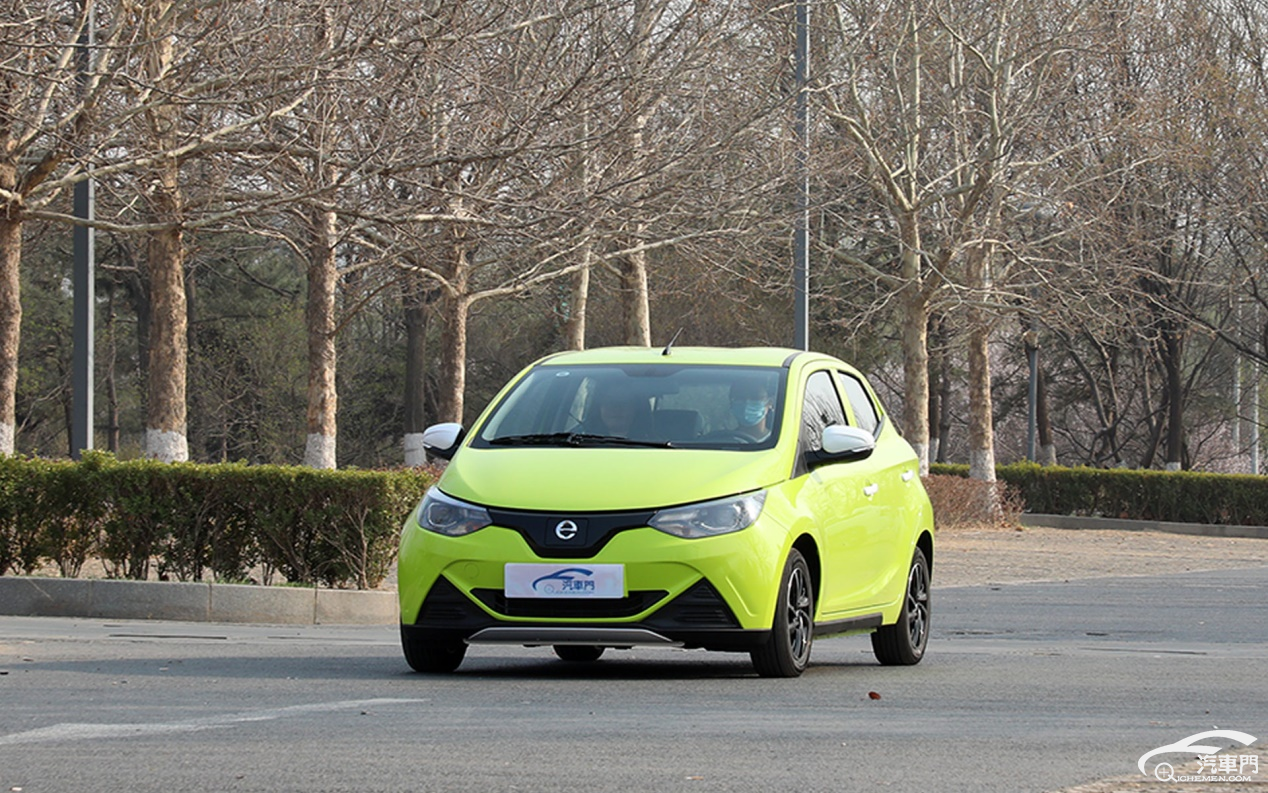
[489,432,672,448]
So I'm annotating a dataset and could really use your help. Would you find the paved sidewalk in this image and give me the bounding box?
[0,575,397,625]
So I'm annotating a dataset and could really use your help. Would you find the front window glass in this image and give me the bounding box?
[473,364,786,450]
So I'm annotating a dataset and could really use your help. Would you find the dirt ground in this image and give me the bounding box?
[936,525,1268,793]
[934,524,1268,588]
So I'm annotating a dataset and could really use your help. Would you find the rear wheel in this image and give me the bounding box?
[750,549,814,678]
[553,645,605,663]
[401,627,467,673]
[871,546,930,666]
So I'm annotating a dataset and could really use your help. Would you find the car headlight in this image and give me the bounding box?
[415,488,492,536]
[649,491,767,539]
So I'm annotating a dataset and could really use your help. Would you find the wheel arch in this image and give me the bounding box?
[792,533,821,610]
[916,529,933,576]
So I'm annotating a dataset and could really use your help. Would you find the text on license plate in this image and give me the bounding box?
[504,563,625,599]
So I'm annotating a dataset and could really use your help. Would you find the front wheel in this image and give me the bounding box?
[401,627,467,673]
[751,549,814,678]
[871,546,930,666]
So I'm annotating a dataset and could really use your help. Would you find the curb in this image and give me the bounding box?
[1022,513,1268,540]
[0,576,398,625]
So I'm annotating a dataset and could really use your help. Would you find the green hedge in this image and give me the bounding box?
[930,462,1268,526]
[0,452,435,589]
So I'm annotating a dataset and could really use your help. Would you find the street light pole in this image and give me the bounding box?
[793,0,810,351]
[72,0,95,459]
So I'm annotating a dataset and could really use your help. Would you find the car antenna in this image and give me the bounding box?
[662,328,684,356]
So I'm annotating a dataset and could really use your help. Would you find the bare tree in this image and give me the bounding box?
[0,1,131,455]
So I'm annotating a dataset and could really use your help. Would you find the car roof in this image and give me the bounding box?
[536,345,827,369]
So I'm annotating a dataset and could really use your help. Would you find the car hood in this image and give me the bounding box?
[438,447,790,512]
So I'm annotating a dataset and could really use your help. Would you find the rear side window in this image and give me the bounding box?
[837,371,880,436]
[799,370,847,453]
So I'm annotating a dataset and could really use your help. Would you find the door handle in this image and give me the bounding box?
[863,483,879,497]
[901,470,915,482]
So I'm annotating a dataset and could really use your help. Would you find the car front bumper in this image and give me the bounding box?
[397,519,790,647]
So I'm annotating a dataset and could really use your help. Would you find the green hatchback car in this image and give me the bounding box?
[399,346,934,677]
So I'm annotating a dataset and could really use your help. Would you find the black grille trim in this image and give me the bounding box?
[486,507,657,559]
[645,580,741,630]
[470,588,667,619]
[417,576,486,623]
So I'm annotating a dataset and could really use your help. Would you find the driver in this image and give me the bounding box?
[729,378,774,442]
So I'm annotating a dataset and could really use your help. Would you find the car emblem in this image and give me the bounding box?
[554,520,579,541]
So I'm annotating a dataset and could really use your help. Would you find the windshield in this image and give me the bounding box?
[472,364,786,451]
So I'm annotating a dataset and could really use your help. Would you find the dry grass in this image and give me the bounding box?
[923,474,1025,531]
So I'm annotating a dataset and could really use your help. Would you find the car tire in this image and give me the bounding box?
[401,627,467,673]
[553,645,605,662]
[871,546,930,666]
[750,548,814,678]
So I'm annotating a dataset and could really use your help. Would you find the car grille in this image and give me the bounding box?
[470,588,668,619]
[486,507,657,559]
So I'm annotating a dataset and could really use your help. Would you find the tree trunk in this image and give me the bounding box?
[621,251,651,346]
[437,290,470,425]
[0,214,20,455]
[965,241,996,483]
[926,315,946,463]
[1036,365,1056,465]
[563,116,593,352]
[145,215,188,462]
[562,241,592,351]
[142,0,187,463]
[621,0,653,348]
[403,276,432,466]
[927,366,941,464]
[435,223,472,426]
[936,366,952,464]
[1163,327,1184,471]
[902,288,930,473]
[304,205,338,469]
[898,219,930,473]
[966,316,995,482]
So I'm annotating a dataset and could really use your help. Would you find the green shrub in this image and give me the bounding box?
[931,462,1268,526]
[0,453,435,589]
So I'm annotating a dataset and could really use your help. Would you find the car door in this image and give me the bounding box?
[836,369,920,602]
[793,370,889,617]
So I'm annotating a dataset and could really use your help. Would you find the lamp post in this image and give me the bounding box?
[793,0,810,351]
[72,0,95,459]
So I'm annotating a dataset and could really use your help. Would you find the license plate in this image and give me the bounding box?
[504,563,624,599]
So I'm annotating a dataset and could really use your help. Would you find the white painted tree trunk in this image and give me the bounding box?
[146,428,188,463]
[304,434,336,469]
[403,433,427,467]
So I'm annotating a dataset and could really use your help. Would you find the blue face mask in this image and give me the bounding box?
[732,399,768,427]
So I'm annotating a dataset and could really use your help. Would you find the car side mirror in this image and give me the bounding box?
[823,425,875,456]
[805,424,875,468]
[422,422,466,461]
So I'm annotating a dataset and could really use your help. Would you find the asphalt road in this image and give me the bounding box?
[1,567,1265,793]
